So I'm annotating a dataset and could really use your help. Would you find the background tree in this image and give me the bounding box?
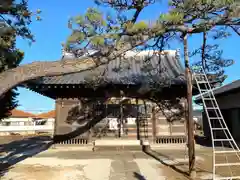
[0,0,41,39]
[0,0,41,119]
[0,20,24,119]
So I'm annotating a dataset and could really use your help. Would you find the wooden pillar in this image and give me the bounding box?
[152,105,156,142]
[86,99,93,142]
[169,122,173,136]
[120,100,123,136]
[53,98,61,144]
[53,100,56,138]
[118,98,122,138]
[143,101,148,139]
[136,98,140,140]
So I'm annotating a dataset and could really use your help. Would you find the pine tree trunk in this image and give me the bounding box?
[0,33,153,98]
[183,34,196,178]
[0,58,97,98]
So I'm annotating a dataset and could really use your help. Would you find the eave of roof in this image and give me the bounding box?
[195,79,240,104]
[24,50,191,98]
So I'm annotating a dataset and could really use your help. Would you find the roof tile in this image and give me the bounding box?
[36,110,55,119]
[29,50,185,86]
[10,109,36,118]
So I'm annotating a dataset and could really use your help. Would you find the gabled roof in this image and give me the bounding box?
[27,50,185,86]
[10,109,36,118]
[36,110,55,118]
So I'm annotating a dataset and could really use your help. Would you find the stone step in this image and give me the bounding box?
[127,130,153,134]
[127,123,152,126]
[94,145,143,151]
[127,127,153,130]
[94,139,141,146]
[127,126,152,131]
[126,132,152,136]
[93,139,147,151]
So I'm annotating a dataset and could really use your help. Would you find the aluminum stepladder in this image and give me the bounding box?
[193,71,240,180]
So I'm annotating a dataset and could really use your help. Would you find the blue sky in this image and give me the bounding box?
[16,0,240,113]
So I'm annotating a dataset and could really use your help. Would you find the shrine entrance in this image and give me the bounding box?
[90,97,151,140]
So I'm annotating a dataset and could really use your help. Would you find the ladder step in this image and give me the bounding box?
[215,176,240,180]
[214,150,240,154]
[206,107,218,110]
[203,98,214,100]
[215,162,240,167]
[197,81,207,84]
[213,139,234,142]
[209,117,223,119]
[212,128,228,130]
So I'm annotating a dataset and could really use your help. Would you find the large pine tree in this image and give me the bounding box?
[0,0,239,177]
[0,0,239,97]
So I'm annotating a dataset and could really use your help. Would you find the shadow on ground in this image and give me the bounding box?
[194,135,212,147]
[143,148,212,178]
[133,172,146,180]
[194,134,239,148]
[0,135,53,178]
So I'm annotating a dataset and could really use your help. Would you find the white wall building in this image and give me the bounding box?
[0,109,55,136]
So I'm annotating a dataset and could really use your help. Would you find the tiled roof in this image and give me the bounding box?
[36,110,55,118]
[10,109,36,118]
[28,50,186,86]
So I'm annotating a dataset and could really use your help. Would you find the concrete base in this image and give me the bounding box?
[94,145,143,151]
[150,143,187,150]
[141,140,150,152]
[50,145,93,151]
[52,139,209,152]
[94,139,141,146]
[150,143,203,150]
[93,139,142,151]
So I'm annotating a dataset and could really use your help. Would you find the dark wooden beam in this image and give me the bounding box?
[152,105,156,142]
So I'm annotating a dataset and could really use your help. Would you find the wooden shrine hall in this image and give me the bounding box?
[23,50,199,146]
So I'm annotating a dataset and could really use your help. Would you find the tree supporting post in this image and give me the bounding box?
[186,67,196,178]
[184,34,196,178]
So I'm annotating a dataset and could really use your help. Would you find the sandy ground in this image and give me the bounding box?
[1,136,240,180]
[0,148,216,180]
[0,149,170,180]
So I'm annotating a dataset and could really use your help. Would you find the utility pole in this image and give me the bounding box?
[183,34,196,178]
